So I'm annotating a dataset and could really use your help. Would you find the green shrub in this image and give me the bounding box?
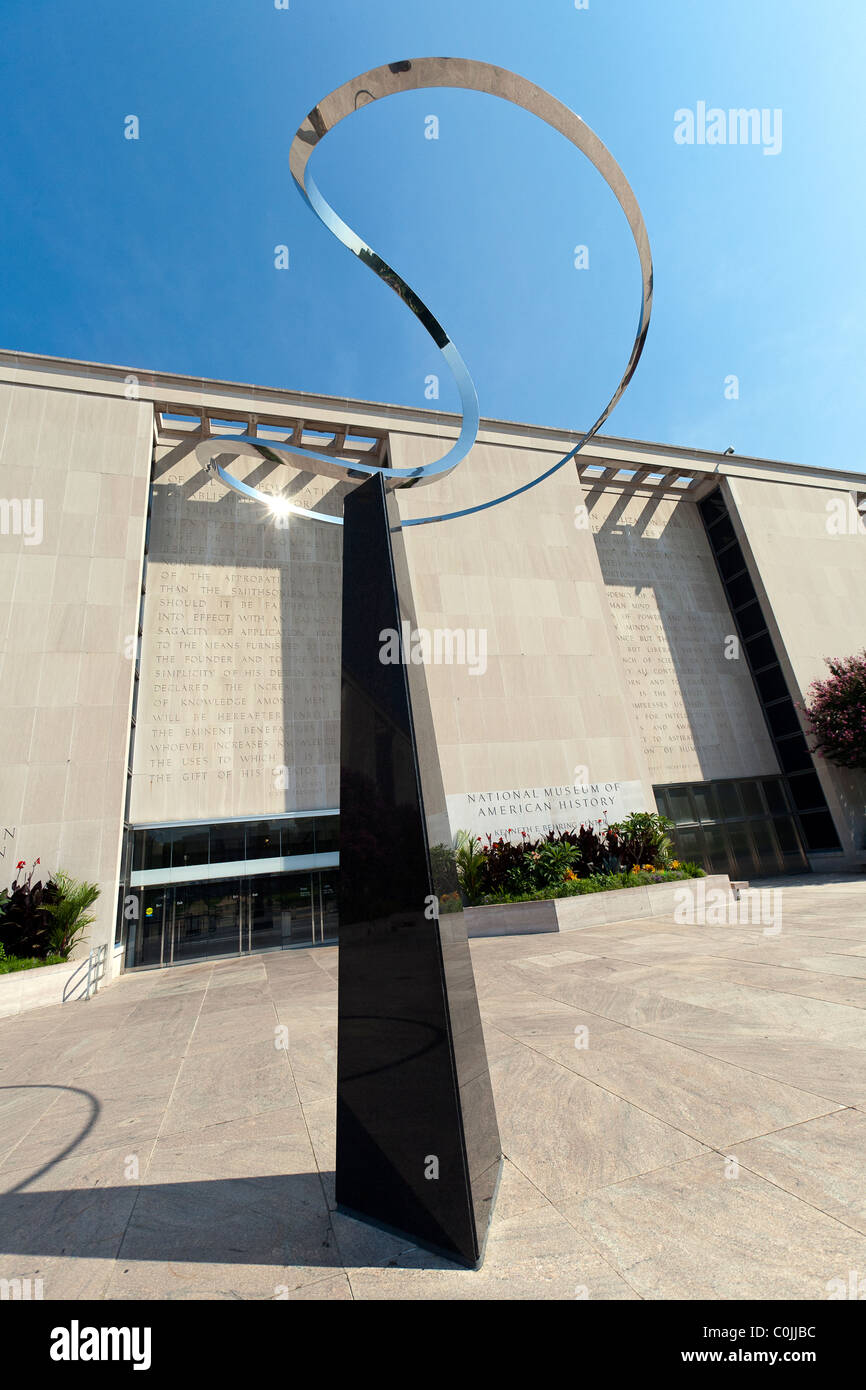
[43,872,100,959]
[0,953,65,975]
[454,830,487,902]
[477,864,705,906]
[454,815,684,905]
[610,811,674,869]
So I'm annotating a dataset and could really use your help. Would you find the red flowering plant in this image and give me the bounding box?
[0,859,60,959]
[803,652,866,771]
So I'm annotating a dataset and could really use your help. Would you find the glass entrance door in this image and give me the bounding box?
[246,873,315,950]
[129,870,338,967]
[316,871,339,943]
[172,879,243,963]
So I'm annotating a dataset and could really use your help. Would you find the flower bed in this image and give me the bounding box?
[476,864,704,906]
[464,873,731,940]
[455,813,705,907]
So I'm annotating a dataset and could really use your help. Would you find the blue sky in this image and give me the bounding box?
[0,0,863,471]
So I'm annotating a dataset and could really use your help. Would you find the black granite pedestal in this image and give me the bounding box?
[336,473,501,1269]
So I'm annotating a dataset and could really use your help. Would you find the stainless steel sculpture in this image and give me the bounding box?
[197,56,653,526]
[193,58,654,1268]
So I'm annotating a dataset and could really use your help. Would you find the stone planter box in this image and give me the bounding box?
[464,874,733,938]
[0,946,117,1019]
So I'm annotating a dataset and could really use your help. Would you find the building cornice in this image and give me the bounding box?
[1,347,864,493]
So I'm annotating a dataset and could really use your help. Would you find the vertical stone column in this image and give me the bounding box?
[336,473,501,1268]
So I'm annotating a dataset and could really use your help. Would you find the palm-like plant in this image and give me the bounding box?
[43,872,101,959]
[454,830,486,904]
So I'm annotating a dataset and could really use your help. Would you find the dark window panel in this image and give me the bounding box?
[764,700,804,739]
[787,770,827,812]
[699,492,728,528]
[692,784,719,822]
[668,787,697,824]
[735,599,768,641]
[210,821,246,864]
[726,570,758,610]
[699,496,724,526]
[172,826,210,868]
[142,828,175,871]
[709,515,738,551]
[775,736,814,774]
[314,815,340,854]
[739,781,765,817]
[245,820,283,859]
[717,543,748,583]
[282,818,315,858]
[653,787,671,819]
[773,816,802,854]
[762,778,790,815]
[744,631,778,672]
[797,809,842,852]
[716,782,743,818]
[753,664,789,705]
[132,829,147,872]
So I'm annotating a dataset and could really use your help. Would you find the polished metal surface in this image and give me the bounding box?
[198,57,653,526]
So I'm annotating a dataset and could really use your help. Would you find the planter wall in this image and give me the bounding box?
[0,947,117,1019]
[464,874,733,938]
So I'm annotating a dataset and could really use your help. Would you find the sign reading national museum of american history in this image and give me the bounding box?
[446,781,648,843]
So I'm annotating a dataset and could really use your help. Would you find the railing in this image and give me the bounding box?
[84,943,107,1001]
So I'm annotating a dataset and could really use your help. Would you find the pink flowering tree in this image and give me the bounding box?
[803,652,866,771]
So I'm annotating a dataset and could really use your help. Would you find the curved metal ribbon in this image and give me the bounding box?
[197,57,652,527]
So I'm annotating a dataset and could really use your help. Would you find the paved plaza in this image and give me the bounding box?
[1,875,866,1300]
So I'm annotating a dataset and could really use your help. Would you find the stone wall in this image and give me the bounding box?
[0,383,151,962]
[588,485,779,784]
[727,475,866,861]
[128,443,349,823]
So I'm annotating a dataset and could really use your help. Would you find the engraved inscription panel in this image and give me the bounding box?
[589,489,778,782]
[129,453,344,823]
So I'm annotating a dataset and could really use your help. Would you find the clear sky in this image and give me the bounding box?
[0,0,863,471]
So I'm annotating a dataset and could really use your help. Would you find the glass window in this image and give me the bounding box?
[753,664,789,705]
[715,782,743,819]
[762,779,790,815]
[726,570,756,610]
[750,821,780,875]
[709,516,738,552]
[672,826,703,863]
[692,785,719,823]
[282,818,315,858]
[775,735,813,773]
[717,543,747,583]
[132,829,147,872]
[703,823,732,874]
[245,820,283,859]
[736,600,767,641]
[172,826,209,867]
[745,632,777,672]
[787,771,826,813]
[739,781,765,817]
[315,815,339,853]
[666,788,696,824]
[137,827,175,871]
[210,820,246,864]
[765,700,803,739]
[699,492,727,528]
[653,788,671,819]
[797,809,842,852]
[773,817,801,854]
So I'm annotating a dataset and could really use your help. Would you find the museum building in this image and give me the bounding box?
[1,350,864,975]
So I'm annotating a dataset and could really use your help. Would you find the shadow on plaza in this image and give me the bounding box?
[0,1086,457,1271]
[0,1174,462,1269]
